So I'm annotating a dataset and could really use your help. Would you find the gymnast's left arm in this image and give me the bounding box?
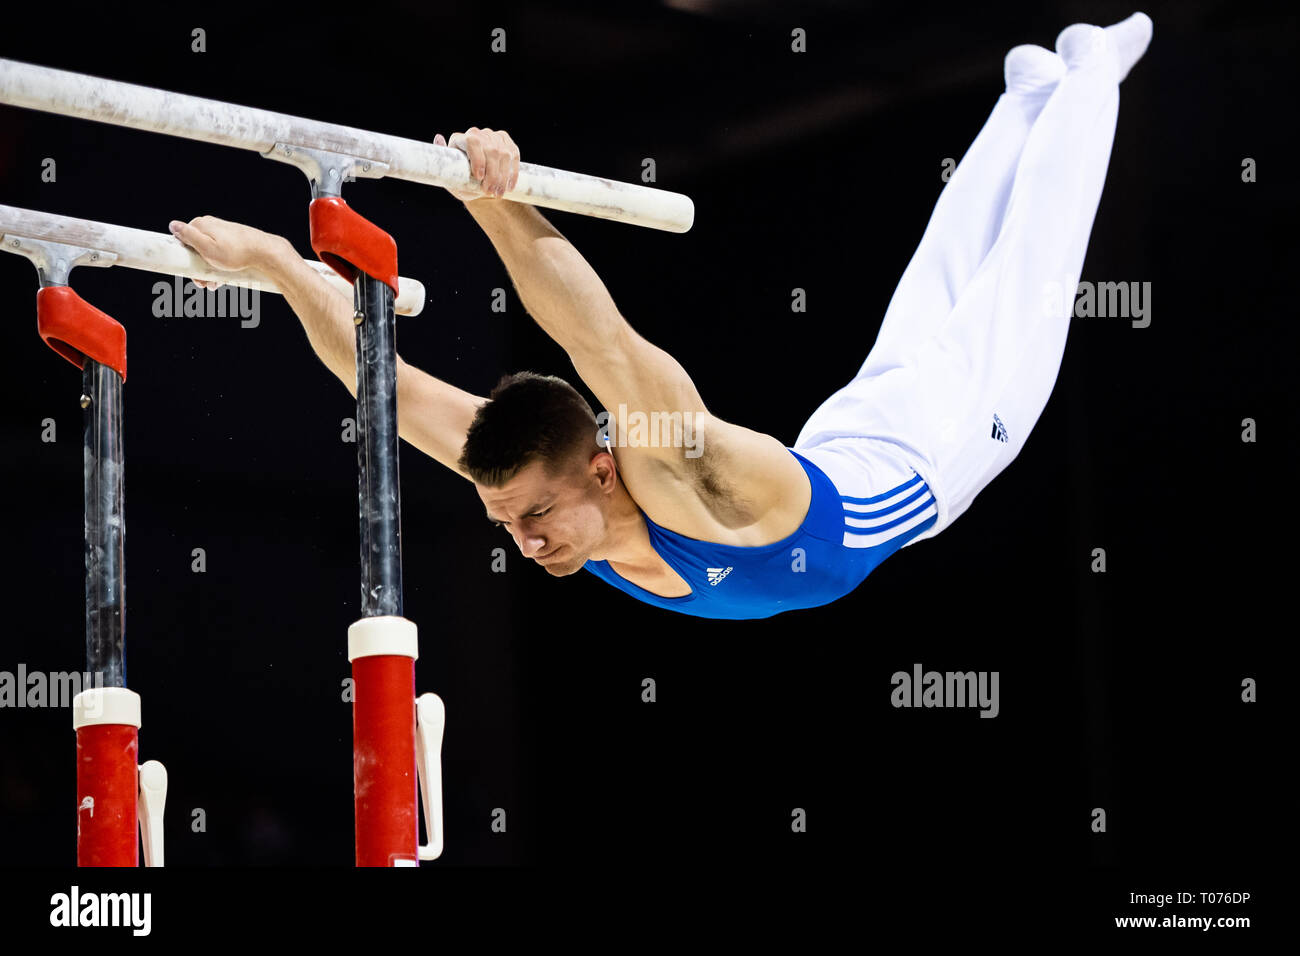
[440,128,809,528]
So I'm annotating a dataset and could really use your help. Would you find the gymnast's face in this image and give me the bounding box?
[477,451,614,577]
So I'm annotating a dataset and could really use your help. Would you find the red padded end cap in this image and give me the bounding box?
[36,286,127,381]
[308,197,400,296]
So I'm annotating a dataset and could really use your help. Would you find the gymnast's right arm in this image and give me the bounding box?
[168,216,485,480]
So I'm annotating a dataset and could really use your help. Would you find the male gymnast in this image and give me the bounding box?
[170,13,1153,620]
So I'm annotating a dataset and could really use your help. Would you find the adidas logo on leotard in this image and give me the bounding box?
[706,566,733,586]
[991,413,1009,443]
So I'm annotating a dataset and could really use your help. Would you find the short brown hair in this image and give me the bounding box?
[458,371,601,486]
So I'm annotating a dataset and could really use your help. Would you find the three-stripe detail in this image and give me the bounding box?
[839,472,937,548]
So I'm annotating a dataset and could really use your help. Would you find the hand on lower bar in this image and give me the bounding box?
[169,216,282,283]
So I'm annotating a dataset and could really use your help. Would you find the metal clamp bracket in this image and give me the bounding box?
[262,143,390,199]
[3,235,116,287]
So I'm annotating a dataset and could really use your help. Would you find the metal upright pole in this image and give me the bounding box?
[349,264,419,866]
[354,274,403,619]
[287,154,430,866]
[74,354,144,866]
[10,241,167,866]
[82,359,125,688]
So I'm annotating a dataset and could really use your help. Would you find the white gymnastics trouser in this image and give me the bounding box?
[794,25,1121,546]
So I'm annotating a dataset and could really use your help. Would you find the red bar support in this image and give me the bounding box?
[352,655,418,866]
[73,688,141,867]
[36,285,128,380]
[349,617,419,866]
[308,196,399,294]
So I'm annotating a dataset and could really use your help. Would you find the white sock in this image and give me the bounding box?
[1004,44,1065,94]
[1056,13,1153,81]
[1105,12,1154,81]
[1055,23,1108,71]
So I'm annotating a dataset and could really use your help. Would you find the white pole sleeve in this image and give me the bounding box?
[0,58,694,233]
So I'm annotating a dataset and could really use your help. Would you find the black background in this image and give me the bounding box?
[0,0,1287,936]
